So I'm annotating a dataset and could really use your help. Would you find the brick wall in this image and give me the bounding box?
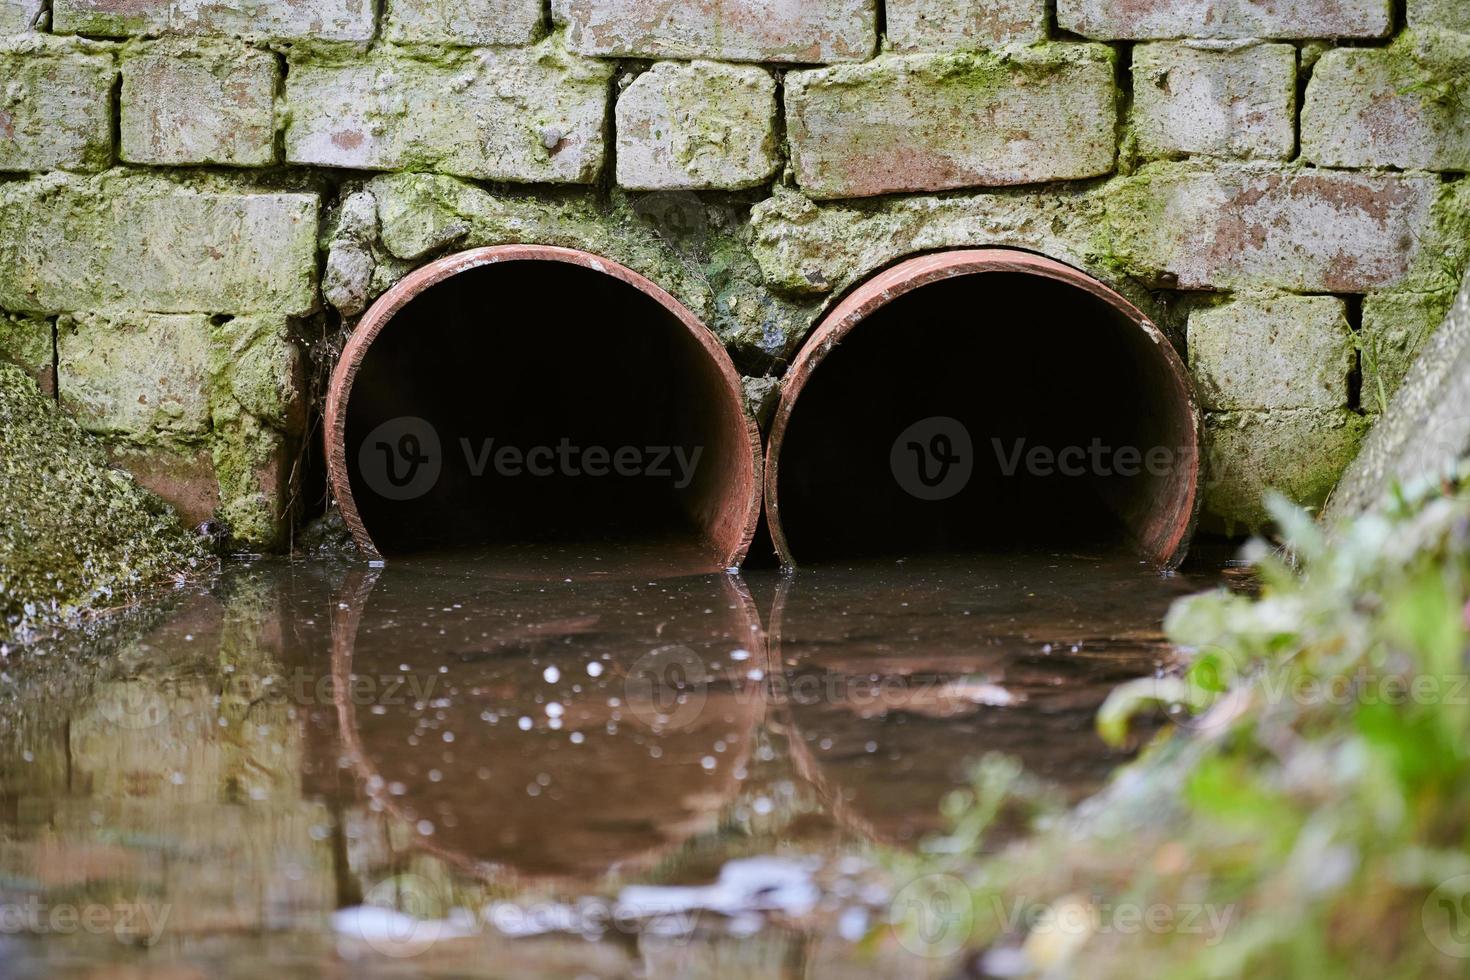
[1,0,1468,542]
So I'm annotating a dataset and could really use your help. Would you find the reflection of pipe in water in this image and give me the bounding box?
[330,561,768,885]
[765,556,1188,846]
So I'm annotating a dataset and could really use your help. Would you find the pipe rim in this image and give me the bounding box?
[326,244,762,567]
[763,248,1202,569]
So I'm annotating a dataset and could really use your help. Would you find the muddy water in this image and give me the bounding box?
[0,551,1219,977]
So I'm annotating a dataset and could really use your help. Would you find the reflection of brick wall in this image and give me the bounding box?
[1,0,1468,539]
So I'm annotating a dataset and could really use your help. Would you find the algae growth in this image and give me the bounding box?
[0,364,207,642]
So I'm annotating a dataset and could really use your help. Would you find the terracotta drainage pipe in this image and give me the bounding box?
[764,249,1200,568]
[326,245,761,568]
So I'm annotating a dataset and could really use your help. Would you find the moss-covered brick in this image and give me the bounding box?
[1132,41,1296,161]
[0,312,53,395]
[1100,163,1442,293]
[0,40,115,173]
[1359,289,1456,412]
[121,39,278,167]
[1201,409,1370,533]
[53,0,375,41]
[1188,293,1354,411]
[284,38,613,184]
[382,0,544,46]
[1059,0,1392,40]
[1409,0,1470,34]
[887,0,1047,52]
[615,61,779,192]
[0,0,42,34]
[0,172,319,316]
[554,0,877,64]
[207,315,303,549]
[58,311,212,440]
[1302,31,1470,172]
[748,184,1109,296]
[785,45,1117,200]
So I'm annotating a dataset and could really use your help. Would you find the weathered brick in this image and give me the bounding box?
[1058,0,1392,40]
[1410,0,1470,33]
[1188,294,1353,411]
[210,314,304,548]
[1132,41,1295,161]
[1,0,44,33]
[616,61,779,192]
[122,41,278,167]
[383,0,543,45]
[0,311,53,395]
[749,185,1101,295]
[109,445,220,528]
[1201,409,1369,532]
[0,173,319,316]
[1105,164,1441,293]
[53,0,375,40]
[887,0,1046,52]
[58,312,212,440]
[1359,290,1454,411]
[1302,36,1470,172]
[0,46,114,173]
[554,0,877,63]
[785,46,1117,200]
[285,41,612,184]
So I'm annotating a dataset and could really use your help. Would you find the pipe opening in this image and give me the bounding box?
[330,247,760,569]
[767,250,1199,567]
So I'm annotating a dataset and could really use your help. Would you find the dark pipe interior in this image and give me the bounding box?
[345,261,743,559]
[777,271,1191,562]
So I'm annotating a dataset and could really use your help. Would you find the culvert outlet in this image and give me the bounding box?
[765,250,1201,568]
[327,245,762,568]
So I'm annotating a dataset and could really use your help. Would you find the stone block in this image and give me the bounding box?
[382,0,543,45]
[616,61,779,191]
[1302,35,1470,172]
[0,311,53,395]
[1202,409,1370,532]
[1188,293,1353,411]
[1409,0,1470,34]
[122,41,278,167]
[285,41,613,184]
[1359,290,1455,411]
[0,173,319,316]
[887,0,1046,52]
[0,0,44,33]
[1058,0,1392,40]
[0,46,114,173]
[554,0,877,63]
[57,311,212,440]
[1105,164,1441,293]
[1132,41,1295,160]
[785,46,1117,199]
[53,0,375,41]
